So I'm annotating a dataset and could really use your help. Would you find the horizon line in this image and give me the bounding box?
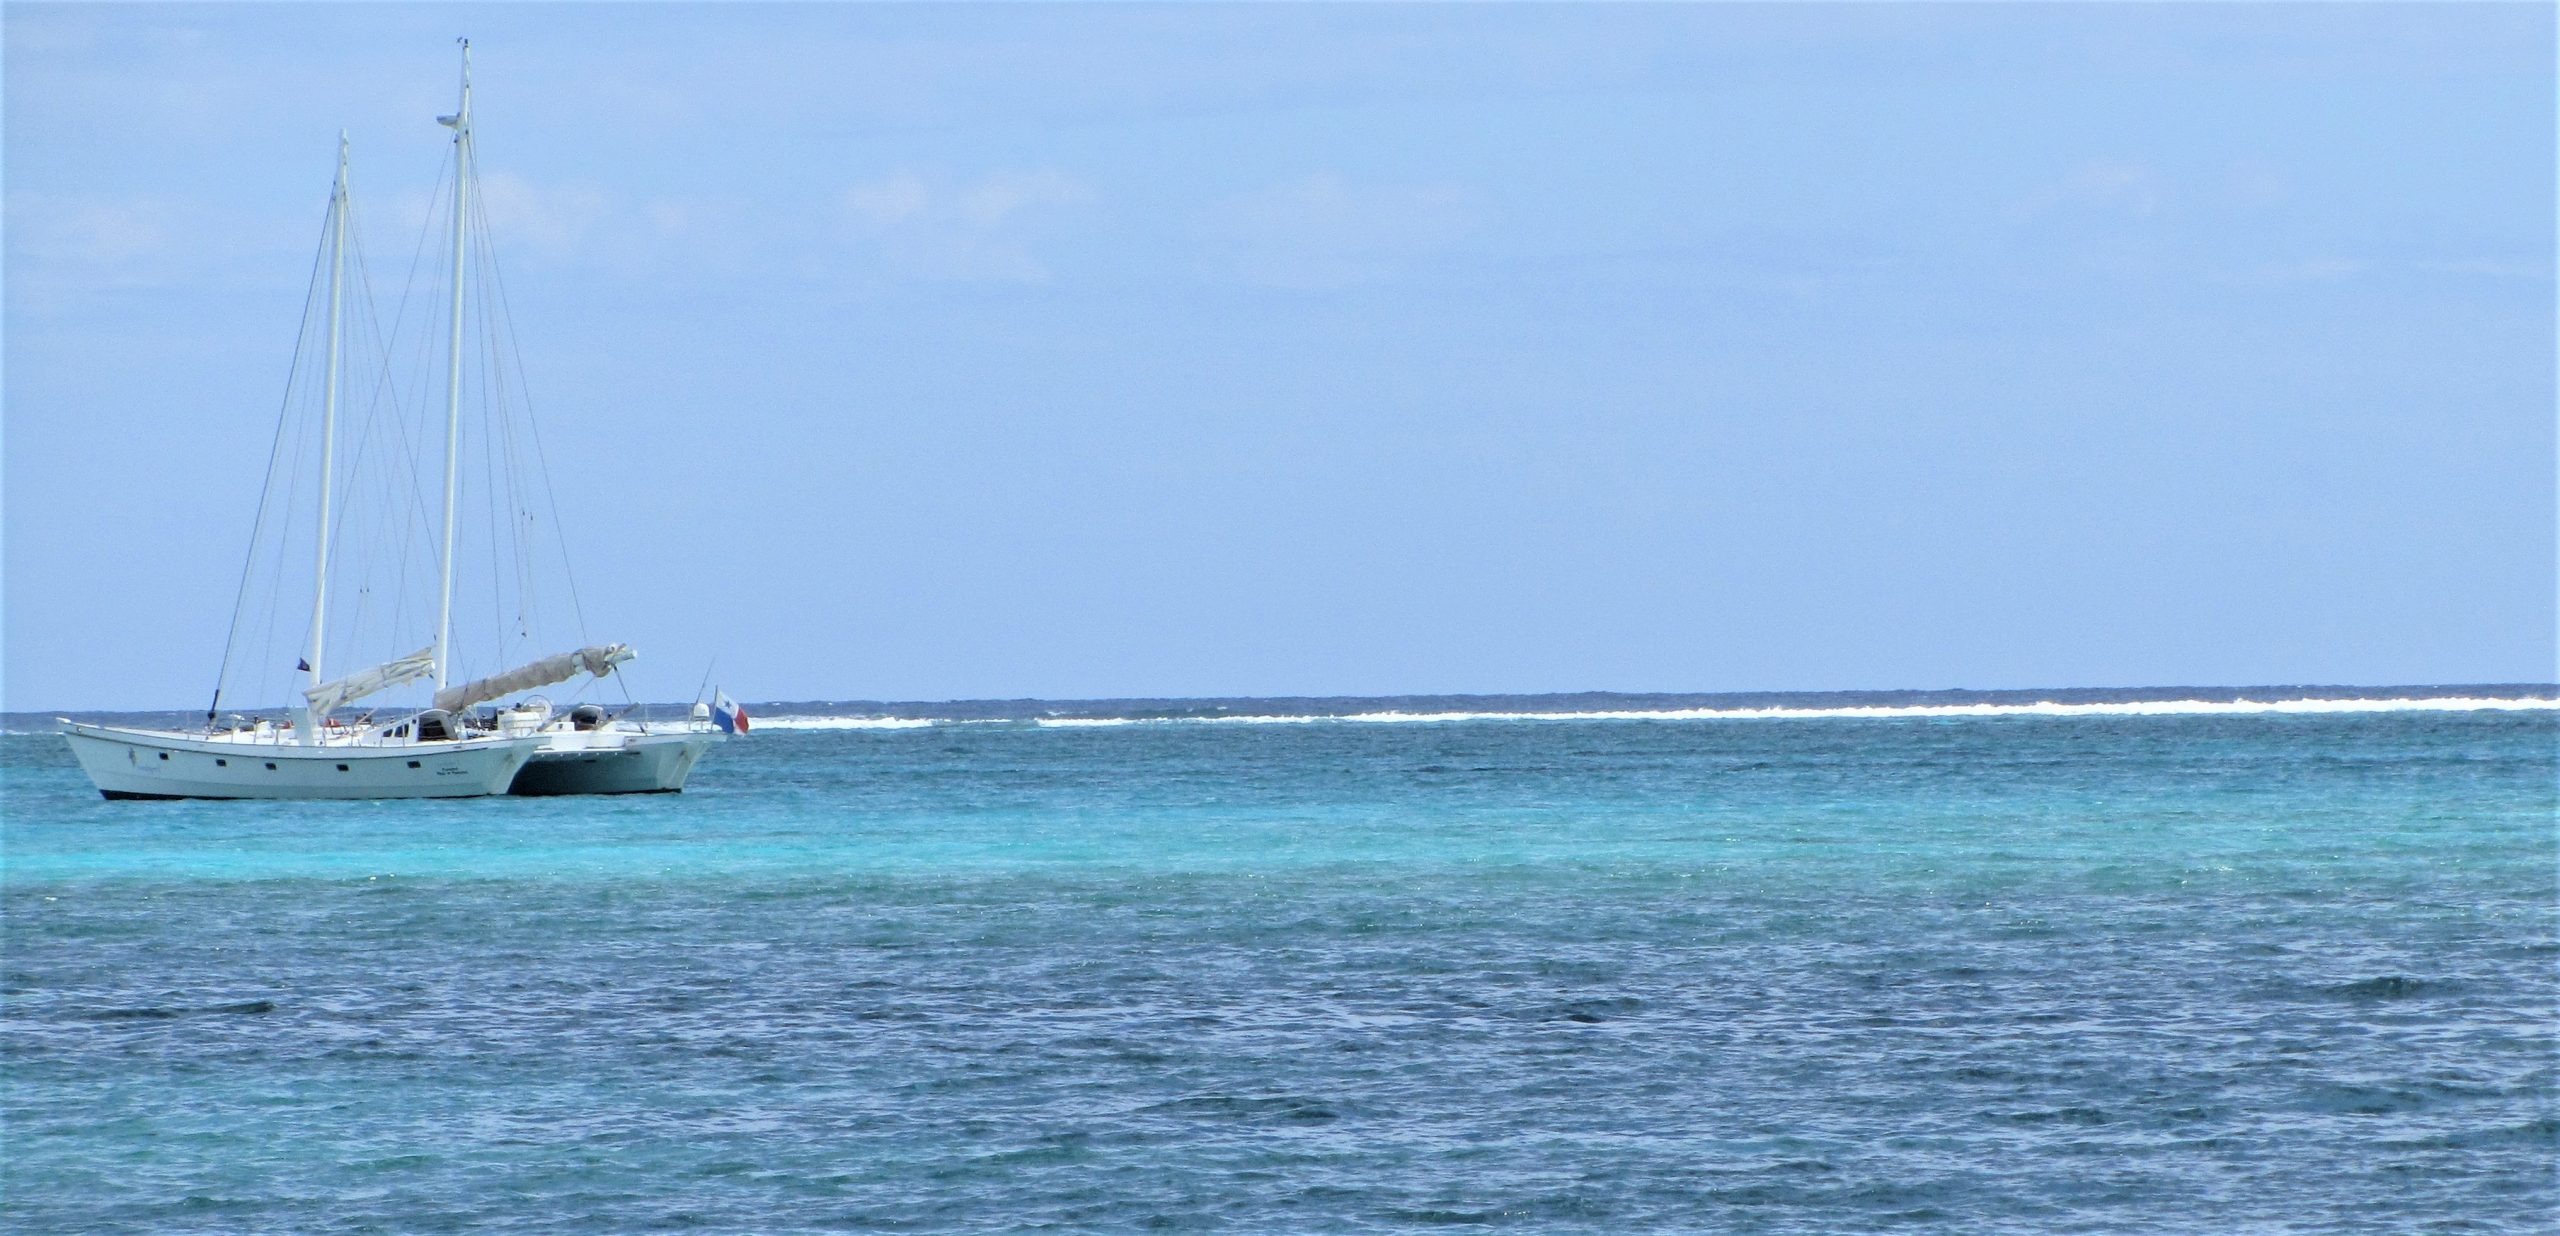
[13,680,2557,719]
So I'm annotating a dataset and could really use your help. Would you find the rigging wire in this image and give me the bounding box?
[477,251,507,680]
[465,166,529,669]
[203,118,630,724]
[206,121,624,718]
[384,148,461,662]
[328,161,445,679]
[207,188,335,725]
[469,141,594,647]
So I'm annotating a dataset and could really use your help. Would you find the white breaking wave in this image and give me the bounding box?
[746,715,936,731]
[739,695,2557,732]
[1038,697,2556,726]
[11,695,2553,736]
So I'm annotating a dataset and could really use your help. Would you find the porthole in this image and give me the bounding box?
[407,761,421,769]
[157,752,169,760]
[216,759,228,767]
[336,764,350,772]
[265,762,277,770]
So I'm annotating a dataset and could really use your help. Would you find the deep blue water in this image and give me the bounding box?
[4,692,2555,1231]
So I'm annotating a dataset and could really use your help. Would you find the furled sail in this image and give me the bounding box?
[304,647,437,717]
[432,643,634,713]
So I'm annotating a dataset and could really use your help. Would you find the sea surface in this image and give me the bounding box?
[5,687,2555,1232]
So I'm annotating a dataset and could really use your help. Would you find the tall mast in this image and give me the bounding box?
[308,133,348,697]
[434,39,472,692]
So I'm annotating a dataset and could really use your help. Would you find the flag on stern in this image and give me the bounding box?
[713,690,749,735]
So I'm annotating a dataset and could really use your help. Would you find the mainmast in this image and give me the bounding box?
[434,39,472,692]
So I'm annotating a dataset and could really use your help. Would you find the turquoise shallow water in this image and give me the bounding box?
[4,697,2555,1231]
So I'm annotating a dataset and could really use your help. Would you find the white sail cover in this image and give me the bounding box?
[304,647,436,717]
[432,643,634,713]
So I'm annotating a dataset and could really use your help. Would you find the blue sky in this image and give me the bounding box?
[6,3,2553,710]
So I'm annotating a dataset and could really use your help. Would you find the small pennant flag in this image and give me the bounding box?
[712,690,749,735]
[297,658,312,672]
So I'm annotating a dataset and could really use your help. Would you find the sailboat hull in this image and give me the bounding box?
[508,730,722,796]
[59,722,538,800]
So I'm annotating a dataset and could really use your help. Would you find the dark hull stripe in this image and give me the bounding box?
[506,786,682,797]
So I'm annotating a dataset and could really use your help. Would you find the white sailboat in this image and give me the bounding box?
[62,43,724,799]
[410,43,726,795]
[60,120,539,799]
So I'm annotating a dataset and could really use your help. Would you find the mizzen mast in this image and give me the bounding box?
[308,134,348,694]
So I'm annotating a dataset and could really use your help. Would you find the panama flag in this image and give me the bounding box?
[713,690,749,735]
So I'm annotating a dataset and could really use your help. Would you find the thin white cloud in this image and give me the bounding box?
[0,193,214,314]
[957,170,1088,229]
[839,169,1093,284]
[2223,159,2290,208]
[845,172,932,228]
[2410,257,2551,281]
[475,172,610,261]
[642,200,699,240]
[2239,256,2368,284]
[1208,172,1477,290]
[2006,159,2165,222]
[2208,255,2554,287]
[9,194,181,265]
[359,174,753,280]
